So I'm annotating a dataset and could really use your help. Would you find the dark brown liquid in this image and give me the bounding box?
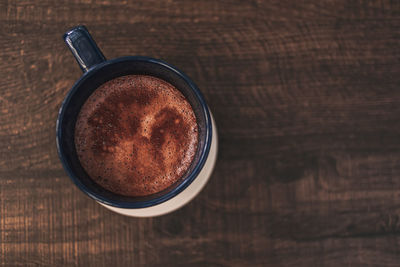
[74,75,198,196]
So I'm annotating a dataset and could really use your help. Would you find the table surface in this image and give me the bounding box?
[1,1,400,266]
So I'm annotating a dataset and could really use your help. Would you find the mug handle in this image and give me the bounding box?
[63,25,106,72]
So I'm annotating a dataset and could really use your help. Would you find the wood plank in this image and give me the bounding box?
[1,0,400,266]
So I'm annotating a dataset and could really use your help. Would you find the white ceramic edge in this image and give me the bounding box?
[99,112,218,217]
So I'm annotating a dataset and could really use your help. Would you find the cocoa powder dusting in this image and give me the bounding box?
[74,75,198,196]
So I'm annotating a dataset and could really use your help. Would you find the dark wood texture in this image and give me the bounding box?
[1,1,400,266]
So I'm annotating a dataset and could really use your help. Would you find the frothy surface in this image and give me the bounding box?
[75,75,198,196]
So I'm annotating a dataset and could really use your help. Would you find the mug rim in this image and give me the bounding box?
[56,56,212,209]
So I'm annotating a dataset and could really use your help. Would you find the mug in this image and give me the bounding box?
[56,26,217,217]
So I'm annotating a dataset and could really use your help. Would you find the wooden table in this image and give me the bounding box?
[1,1,400,266]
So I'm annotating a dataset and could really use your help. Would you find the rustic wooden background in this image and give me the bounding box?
[1,0,400,266]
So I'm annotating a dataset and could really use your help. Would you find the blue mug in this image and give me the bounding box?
[56,26,216,216]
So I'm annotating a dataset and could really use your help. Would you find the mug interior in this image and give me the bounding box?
[56,57,211,208]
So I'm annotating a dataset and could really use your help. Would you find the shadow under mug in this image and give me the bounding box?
[56,25,213,211]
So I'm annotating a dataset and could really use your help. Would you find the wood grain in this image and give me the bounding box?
[1,0,400,266]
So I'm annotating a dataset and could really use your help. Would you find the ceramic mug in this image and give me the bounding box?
[56,25,217,217]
